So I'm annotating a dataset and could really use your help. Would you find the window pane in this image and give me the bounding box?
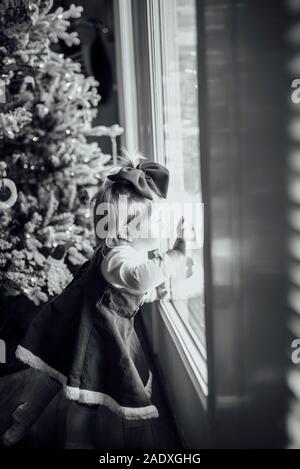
[160,0,206,355]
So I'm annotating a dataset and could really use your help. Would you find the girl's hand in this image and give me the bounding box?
[156,284,168,299]
[177,216,197,241]
[176,216,185,239]
[173,216,187,255]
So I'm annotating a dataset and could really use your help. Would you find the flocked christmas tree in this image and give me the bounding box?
[0,0,123,305]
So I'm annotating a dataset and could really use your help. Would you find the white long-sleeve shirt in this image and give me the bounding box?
[100,244,185,301]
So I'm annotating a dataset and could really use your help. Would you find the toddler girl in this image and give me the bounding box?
[2,151,187,447]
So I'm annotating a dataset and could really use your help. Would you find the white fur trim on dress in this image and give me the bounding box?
[15,345,67,385]
[64,384,158,420]
[15,345,159,420]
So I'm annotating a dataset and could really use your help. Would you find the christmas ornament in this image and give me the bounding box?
[0,161,17,210]
[36,103,49,118]
[78,187,89,205]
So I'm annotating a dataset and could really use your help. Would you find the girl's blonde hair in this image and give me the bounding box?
[91,147,161,249]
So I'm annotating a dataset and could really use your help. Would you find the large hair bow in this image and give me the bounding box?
[107,161,169,200]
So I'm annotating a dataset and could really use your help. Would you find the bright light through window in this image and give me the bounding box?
[160,0,206,357]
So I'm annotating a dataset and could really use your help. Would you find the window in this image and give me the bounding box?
[157,0,207,369]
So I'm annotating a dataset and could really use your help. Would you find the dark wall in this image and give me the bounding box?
[198,0,287,448]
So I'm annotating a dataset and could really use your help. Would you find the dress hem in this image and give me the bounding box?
[15,345,159,421]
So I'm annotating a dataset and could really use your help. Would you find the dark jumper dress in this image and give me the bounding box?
[15,244,159,421]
